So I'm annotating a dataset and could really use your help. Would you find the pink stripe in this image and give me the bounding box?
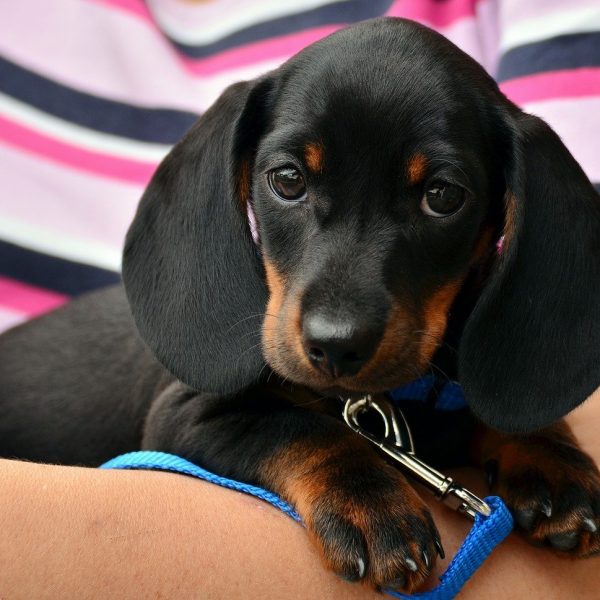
[181,25,340,76]
[179,2,485,76]
[0,277,68,316]
[89,0,151,20]
[387,0,478,28]
[500,69,600,104]
[0,115,157,185]
[96,0,480,34]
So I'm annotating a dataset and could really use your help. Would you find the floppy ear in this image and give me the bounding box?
[460,112,600,433]
[122,78,274,394]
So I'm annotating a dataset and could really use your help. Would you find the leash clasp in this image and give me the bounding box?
[343,395,491,520]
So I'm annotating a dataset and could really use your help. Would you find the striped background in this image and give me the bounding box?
[1,0,599,333]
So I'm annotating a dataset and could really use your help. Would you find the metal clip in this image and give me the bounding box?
[343,395,491,520]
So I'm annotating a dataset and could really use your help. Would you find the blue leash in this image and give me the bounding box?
[101,450,513,599]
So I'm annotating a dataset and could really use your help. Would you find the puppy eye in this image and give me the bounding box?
[268,167,307,202]
[420,182,465,217]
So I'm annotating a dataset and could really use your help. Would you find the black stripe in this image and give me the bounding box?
[497,32,600,82]
[172,0,393,58]
[594,183,600,194]
[0,241,120,297]
[0,56,198,144]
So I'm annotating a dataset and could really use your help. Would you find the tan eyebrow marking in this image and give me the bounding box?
[304,142,324,174]
[406,154,428,185]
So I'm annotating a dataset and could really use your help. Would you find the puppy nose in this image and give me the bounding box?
[302,313,380,378]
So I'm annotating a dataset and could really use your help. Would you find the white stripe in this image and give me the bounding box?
[436,17,487,72]
[501,6,600,52]
[187,58,286,111]
[0,0,284,115]
[147,0,347,45]
[0,216,122,272]
[521,96,600,184]
[0,93,172,162]
[0,140,139,254]
[0,307,27,334]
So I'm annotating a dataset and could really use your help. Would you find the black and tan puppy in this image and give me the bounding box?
[1,18,599,592]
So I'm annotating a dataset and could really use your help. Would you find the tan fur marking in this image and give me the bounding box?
[304,142,324,174]
[406,154,428,185]
[285,294,314,373]
[263,440,355,520]
[359,302,413,380]
[419,280,463,365]
[262,260,316,380]
[503,191,518,249]
[262,438,433,591]
[472,421,600,555]
[262,259,286,354]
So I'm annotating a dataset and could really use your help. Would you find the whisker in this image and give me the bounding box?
[429,361,451,381]
[427,157,469,182]
[225,312,279,335]
[295,393,331,408]
[257,360,270,381]
[237,329,263,340]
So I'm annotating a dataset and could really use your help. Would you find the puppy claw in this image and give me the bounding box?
[356,557,366,579]
[403,557,419,572]
[339,558,365,583]
[488,431,600,556]
[540,498,553,518]
[484,459,498,489]
[582,518,598,533]
[434,537,445,559]
[306,471,438,591]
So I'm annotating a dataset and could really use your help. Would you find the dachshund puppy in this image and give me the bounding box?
[1,17,599,592]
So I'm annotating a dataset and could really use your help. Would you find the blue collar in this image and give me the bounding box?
[387,374,467,411]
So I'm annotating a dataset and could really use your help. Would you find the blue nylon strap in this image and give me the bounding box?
[101,450,513,599]
[101,451,302,522]
[387,496,512,599]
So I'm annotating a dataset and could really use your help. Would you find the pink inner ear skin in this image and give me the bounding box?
[247,200,260,246]
[496,235,505,254]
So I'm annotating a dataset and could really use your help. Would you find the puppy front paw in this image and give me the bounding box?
[299,465,443,592]
[487,435,600,557]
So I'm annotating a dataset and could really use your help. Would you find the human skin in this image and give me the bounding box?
[1,389,599,599]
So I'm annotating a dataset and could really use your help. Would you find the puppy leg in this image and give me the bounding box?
[474,421,600,555]
[142,382,442,592]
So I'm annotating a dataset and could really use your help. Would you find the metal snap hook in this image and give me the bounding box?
[343,395,491,520]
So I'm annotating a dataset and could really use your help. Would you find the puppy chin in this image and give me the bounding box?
[268,357,423,397]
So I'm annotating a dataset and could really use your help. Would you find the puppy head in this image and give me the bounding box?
[123,18,600,432]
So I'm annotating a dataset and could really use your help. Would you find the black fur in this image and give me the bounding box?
[460,113,600,431]
[1,17,599,590]
[123,80,270,394]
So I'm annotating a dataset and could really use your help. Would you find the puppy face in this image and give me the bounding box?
[124,17,600,432]
[251,23,502,393]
